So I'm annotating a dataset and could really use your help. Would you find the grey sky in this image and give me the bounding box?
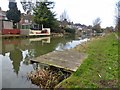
[0,0,117,28]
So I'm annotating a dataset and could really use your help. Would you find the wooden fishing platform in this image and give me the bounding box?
[30,50,88,72]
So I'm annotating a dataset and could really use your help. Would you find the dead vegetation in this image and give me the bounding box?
[27,67,71,88]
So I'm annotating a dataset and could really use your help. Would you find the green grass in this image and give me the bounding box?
[56,33,118,88]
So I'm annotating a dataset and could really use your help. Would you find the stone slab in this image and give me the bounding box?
[30,50,88,71]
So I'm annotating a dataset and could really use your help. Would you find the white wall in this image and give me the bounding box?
[20,29,30,35]
[3,21,13,29]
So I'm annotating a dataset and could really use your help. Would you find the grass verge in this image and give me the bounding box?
[56,33,119,88]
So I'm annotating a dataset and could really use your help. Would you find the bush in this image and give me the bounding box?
[51,27,62,33]
[64,28,75,34]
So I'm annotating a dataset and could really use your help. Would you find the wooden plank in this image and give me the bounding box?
[30,50,88,72]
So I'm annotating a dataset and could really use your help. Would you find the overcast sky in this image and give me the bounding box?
[0,0,117,28]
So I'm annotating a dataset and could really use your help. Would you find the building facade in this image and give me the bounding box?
[0,7,6,20]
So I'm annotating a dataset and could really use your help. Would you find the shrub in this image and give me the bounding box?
[64,28,75,34]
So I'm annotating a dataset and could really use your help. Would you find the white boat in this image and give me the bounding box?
[20,24,50,36]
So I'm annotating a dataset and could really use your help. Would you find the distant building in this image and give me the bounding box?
[0,7,6,20]
[74,23,88,29]
[20,13,33,25]
[59,19,76,29]
[19,13,33,29]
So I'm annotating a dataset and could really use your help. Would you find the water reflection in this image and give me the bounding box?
[2,37,53,88]
[1,35,76,88]
[2,53,38,88]
[0,55,2,89]
[0,38,2,90]
[55,38,90,51]
[10,48,23,75]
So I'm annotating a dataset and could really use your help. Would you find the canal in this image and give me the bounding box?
[0,35,89,88]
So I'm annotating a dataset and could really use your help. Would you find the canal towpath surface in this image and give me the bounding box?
[30,49,88,72]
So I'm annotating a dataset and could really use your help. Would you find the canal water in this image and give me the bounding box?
[0,35,89,88]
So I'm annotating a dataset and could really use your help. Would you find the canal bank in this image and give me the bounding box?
[1,34,83,88]
[27,37,90,88]
[55,33,118,88]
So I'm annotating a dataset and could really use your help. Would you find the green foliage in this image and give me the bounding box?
[6,2,21,28]
[6,9,21,23]
[64,28,75,34]
[33,2,59,32]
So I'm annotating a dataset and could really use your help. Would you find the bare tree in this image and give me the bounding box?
[115,0,120,32]
[117,0,120,18]
[93,17,102,33]
[20,0,34,14]
[93,17,101,26]
[60,10,70,22]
